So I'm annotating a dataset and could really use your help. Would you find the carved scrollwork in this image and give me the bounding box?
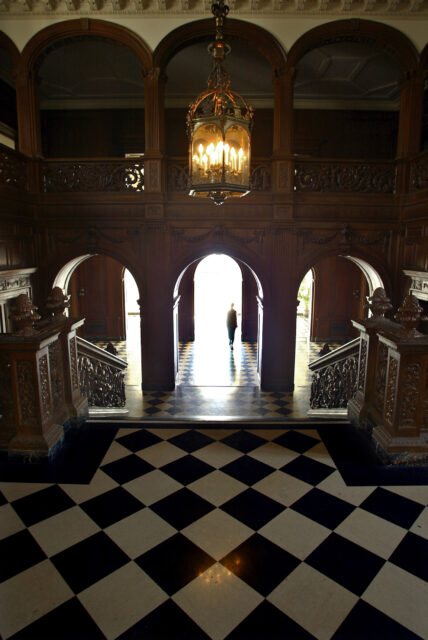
[78,354,126,407]
[357,338,367,392]
[373,342,388,414]
[38,354,52,420]
[69,337,79,391]
[310,355,358,409]
[17,360,38,426]
[251,164,271,191]
[384,355,398,425]
[167,162,189,191]
[294,162,395,193]
[410,155,428,191]
[49,341,64,415]
[400,362,421,426]
[42,161,144,192]
[0,149,29,191]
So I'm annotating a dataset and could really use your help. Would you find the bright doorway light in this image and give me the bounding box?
[194,254,242,343]
[296,269,313,339]
[123,269,141,384]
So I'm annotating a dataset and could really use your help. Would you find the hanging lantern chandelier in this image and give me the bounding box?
[187,0,254,205]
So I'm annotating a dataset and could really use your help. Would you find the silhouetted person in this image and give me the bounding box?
[226,303,238,349]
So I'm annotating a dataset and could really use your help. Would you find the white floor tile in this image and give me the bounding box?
[0,503,25,540]
[29,506,100,556]
[335,508,407,559]
[259,509,330,560]
[188,470,247,506]
[101,440,132,465]
[362,562,428,639]
[0,560,73,639]
[79,562,167,640]
[253,470,312,507]
[316,470,375,506]
[249,442,300,468]
[410,508,428,540]
[136,441,186,467]
[268,563,358,640]
[60,469,118,504]
[0,482,52,503]
[105,508,176,558]
[386,485,428,506]
[124,469,182,506]
[182,509,253,560]
[191,441,242,468]
[173,562,263,640]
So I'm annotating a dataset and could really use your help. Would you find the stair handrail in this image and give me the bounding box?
[76,337,128,407]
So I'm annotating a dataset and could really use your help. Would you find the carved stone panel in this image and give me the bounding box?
[399,362,422,427]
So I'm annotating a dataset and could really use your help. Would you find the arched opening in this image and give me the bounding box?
[174,252,263,387]
[53,253,142,394]
[0,42,18,150]
[294,254,384,403]
[36,37,145,158]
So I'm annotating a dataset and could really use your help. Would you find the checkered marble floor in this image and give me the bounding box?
[1,424,427,639]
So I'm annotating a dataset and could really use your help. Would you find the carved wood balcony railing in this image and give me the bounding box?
[409,150,428,192]
[166,157,272,193]
[41,158,145,193]
[309,338,360,409]
[0,147,30,192]
[294,159,396,194]
[77,337,127,407]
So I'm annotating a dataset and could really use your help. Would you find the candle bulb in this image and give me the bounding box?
[238,148,243,172]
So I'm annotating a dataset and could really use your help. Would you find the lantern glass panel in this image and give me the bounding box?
[191,124,224,186]
[224,125,250,187]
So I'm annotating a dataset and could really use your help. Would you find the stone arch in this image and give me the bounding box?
[286,19,419,73]
[153,17,286,74]
[20,19,152,74]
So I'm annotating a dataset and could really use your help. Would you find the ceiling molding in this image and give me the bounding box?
[1,0,428,15]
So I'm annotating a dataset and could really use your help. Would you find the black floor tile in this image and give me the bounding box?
[274,431,321,454]
[80,487,144,528]
[220,431,267,453]
[305,532,385,596]
[160,455,215,485]
[117,599,211,640]
[290,488,355,530]
[100,454,155,484]
[9,596,106,640]
[168,430,215,452]
[0,490,7,506]
[51,531,130,593]
[220,488,284,530]
[0,529,46,583]
[10,485,75,527]
[221,455,274,486]
[281,456,335,486]
[135,533,215,596]
[332,599,422,640]
[359,488,424,529]
[150,487,215,530]
[220,533,300,596]
[116,429,162,453]
[389,532,428,582]
[226,600,317,640]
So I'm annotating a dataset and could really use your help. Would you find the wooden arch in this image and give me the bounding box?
[0,31,21,71]
[420,42,428,70]
[20,19,153,74]
[286,19,419,73]
[153,17,286,73]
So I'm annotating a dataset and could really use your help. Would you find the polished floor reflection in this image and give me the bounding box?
[1,424,427,639]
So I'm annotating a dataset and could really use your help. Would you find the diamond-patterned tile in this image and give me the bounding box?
[135,533,215,596]
[226,599,316,639]
[291,487,355,530]
[116,429,162,452]
[182,508,253,560]
[221,488,284,530]
[281,455,335,486]
[359,488,424,530]
[260,508,330,560]
[100,454,155,484]
[305,532,385,596]
[221,455,274,486]
[150,487,215,530]
[332,599,423,640]
[168,430,215,452]
[51,531,130,593]
[105,507,176,559]
[11,485,75,527]
[388,532,428,582]
[220,431,267,453]
[160,455,215,485]
[273,431,321,453]
[220,533,300,596]
[0,529,46,583]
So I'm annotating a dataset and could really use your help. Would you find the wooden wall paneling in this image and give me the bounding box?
[178,261,197,342]
[241,264,258,342]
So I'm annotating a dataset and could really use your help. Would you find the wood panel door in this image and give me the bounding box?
[69,255,125,340]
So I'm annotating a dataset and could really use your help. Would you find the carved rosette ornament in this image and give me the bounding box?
[46,287,70,319]
[9,294,41,336]
[365,288,393,319]
[395,294,427,338]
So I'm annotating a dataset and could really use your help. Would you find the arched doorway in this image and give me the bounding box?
[294,254,384,394]
[174,253,263,387]
[53,254,142,388]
